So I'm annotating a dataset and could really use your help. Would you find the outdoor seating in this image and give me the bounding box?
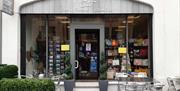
[167,77,176,91]
[167,77,180,91]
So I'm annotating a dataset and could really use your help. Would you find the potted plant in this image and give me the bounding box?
[99,52,108,91]
[63,53,75,91]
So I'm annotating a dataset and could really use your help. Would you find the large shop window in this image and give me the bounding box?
[105,15,152,80]
[22,15,152,79]
[24,15,47,76]
[23,15,70,77]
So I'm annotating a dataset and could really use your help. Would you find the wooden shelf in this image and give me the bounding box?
[77,40,97,42]
[133,46,148,48]
[133,57,148,59]
[133,65,149,67]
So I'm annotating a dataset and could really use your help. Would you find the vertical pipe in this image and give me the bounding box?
[0,11,2,64]
[20,15,26,76]
[45,15,49,77]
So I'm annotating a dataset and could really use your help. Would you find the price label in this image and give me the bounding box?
[118,47,127,54]
[61,45,70,51]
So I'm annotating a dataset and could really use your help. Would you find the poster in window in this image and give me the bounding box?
[86,43,91,51]
[112,59,120,66]
[61,44,70,51]
[118,47,127,54]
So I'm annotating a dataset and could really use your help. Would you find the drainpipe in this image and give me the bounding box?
[0,11,2,64]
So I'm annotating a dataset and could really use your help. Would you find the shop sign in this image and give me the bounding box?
[118,47,127,54]
[0,0,14,15]
[61,44,70,51]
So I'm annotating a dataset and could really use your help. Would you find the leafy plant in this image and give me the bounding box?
[0,79,55,91]
[33,50,40,63]
[63,53,73,80]
[0,65,18,79]
[99,52,108,80]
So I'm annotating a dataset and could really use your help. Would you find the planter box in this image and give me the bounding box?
[99,80,108,91]
[64,80,75,91]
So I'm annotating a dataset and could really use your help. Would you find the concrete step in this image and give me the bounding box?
[75,81,99,88]
[73,88,99,91]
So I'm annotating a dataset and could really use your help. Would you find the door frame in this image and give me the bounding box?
[75,29,100,80]
[70,23,105,80]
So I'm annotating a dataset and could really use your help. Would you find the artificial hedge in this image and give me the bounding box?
[0,79,55,91]
[0,65,18,79]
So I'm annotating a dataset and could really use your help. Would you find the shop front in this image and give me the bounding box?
[20,0,153,80]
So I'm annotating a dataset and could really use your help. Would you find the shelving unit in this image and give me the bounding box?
[129,39,149,76]
[48,39,66,77]
[105,39,125,80]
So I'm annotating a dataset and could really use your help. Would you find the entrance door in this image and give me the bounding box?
[75,29,99,80]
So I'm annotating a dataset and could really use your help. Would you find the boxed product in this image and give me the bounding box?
[107,70,115,80]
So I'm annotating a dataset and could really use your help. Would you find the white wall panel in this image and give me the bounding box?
[20,0,153,14]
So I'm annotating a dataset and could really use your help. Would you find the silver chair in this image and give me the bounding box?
[167,77,176,91]
[125,82,137,91]
[173,78,180,91]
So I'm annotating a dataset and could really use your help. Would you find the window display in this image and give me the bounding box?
[48,37,64,76]
[47,16,70,77]
[24,15,47,76]
[24,15,70,77]
[105,15,152,79]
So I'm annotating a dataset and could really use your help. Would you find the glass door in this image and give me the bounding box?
[75,29,100,80]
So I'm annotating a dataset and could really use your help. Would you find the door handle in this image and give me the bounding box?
[75,60,79,69]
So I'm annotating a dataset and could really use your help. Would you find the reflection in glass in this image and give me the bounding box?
[25,15,46,76]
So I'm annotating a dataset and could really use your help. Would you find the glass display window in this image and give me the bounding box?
[105,15,152,80]
[22,15,152,80]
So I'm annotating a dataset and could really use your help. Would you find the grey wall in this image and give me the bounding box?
[20,0,153,14]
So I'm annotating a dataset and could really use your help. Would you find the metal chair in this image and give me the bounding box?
[136,82,147,91]
[125,82,137,91]
[173,78,180,91]
[167,77,176,91]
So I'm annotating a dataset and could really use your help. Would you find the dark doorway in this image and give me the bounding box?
[75,29,100,80]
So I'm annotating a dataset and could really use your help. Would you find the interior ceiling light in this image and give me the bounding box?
[128,16,140,19]
[128,16,135,19]
[122,21,134,23]
[115,29,123,31]
[135,16,140,18]
[56,16,68,20]
[61,21,70,24]
[118,26,126,28]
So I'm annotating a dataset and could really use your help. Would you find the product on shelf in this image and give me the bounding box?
[48,36,68,76]
[105,38,150,79]
[128,39,149,77]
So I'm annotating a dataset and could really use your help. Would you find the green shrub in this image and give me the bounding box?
[0,79,55,91]
[64,53,73,80]
[0,64,7,67]
[99,52,108,80]
[0,65,18,79]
